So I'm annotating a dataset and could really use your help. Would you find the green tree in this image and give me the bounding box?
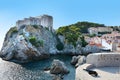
[79,36,88,47]
[57,26,81,47]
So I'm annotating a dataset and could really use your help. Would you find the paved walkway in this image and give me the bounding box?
[76,64,120,80]
[91,67,120,80]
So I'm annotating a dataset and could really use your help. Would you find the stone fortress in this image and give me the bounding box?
[16,14,53,31]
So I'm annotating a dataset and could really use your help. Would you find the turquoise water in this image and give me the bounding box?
[0,55,75,80]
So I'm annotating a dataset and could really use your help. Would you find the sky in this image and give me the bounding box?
[0,0,120,49]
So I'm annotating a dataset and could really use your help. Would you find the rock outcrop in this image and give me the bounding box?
[71,56,78,65]
[82,45,101,54]
[75,56,86,67]
[71,55,86,67]
[50,59,69,74]
[0,24,97,63]
[56,35,82,55]
[0,25,84,63]
[0,25,57,62]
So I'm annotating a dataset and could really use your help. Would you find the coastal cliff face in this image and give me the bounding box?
[56,35,82,54]
[0,25,83,62]
[0,25,57,62]
[0,25,101,63]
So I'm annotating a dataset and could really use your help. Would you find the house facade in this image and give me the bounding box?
[86,31,120,52]
[102,31,120,51]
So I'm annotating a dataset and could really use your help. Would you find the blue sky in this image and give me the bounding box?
[0,0,120,49]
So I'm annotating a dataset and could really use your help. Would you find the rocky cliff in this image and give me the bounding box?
[0,25,101,63]
[0,25,57,62]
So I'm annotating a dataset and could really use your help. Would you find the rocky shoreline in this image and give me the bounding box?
[0,25,101,63]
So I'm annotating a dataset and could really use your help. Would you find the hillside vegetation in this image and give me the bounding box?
[56,21,120,47]
[56,21,104,47]
[63,21,105,33]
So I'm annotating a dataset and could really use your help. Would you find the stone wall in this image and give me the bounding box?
[87,53,120,67]
[16,15,53,31]
[88,27,113,35]
[40,15,53,31]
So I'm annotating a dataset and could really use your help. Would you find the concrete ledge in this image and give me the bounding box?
[76,64,95,80]
[76,53,120,80]
[87,53,120,67]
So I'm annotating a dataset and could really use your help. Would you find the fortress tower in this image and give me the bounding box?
[16,14,53,31]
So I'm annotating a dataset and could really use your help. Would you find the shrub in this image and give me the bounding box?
[56,42,64,51]
[80,36,88,47]
[57,26,81,47]
[12,29,18,33]
[8,27,18,37]
[45,27,49,30]
[38,40,44,47]
[33,25,39,29]
[56,36,64,50]
[29,36,37,46]
[4,27,18,41]
[88,34,96,37]
[29,36,44,47]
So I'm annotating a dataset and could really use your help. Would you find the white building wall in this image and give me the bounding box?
[102,39,112,50]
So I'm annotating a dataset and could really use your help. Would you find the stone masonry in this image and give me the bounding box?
[86,53,120,67]
[16,14,53,31]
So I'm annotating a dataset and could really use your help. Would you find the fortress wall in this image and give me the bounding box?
[16,20,25,30]
[36,19,41,25]
[16,15,53,31]
[40,15,53,31]
[87,53,120,67]
[24,19,31,25]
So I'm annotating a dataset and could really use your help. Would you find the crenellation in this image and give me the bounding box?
[16,14,53,31]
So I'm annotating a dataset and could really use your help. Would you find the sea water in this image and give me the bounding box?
[0,55,75,80]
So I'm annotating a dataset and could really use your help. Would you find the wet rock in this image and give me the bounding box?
[71,56,78,65]
[75,56,86,68]
[82,45,101,54]
[44,66,50,71]
[50,59,69,74]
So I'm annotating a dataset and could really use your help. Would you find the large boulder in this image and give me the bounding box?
[70,55,81,65]
[71,55,86,67]
[71,56,78,65]
[75,56,86,67]
[50,59,69,74]
[0,25,57,62]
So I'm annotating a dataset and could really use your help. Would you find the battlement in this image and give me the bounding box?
[16,14,53,31]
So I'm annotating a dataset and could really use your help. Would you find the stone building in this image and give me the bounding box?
[107,32,120,52]
[86,31,120,52]
[88,27,113,35]
[16,14,53,31]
